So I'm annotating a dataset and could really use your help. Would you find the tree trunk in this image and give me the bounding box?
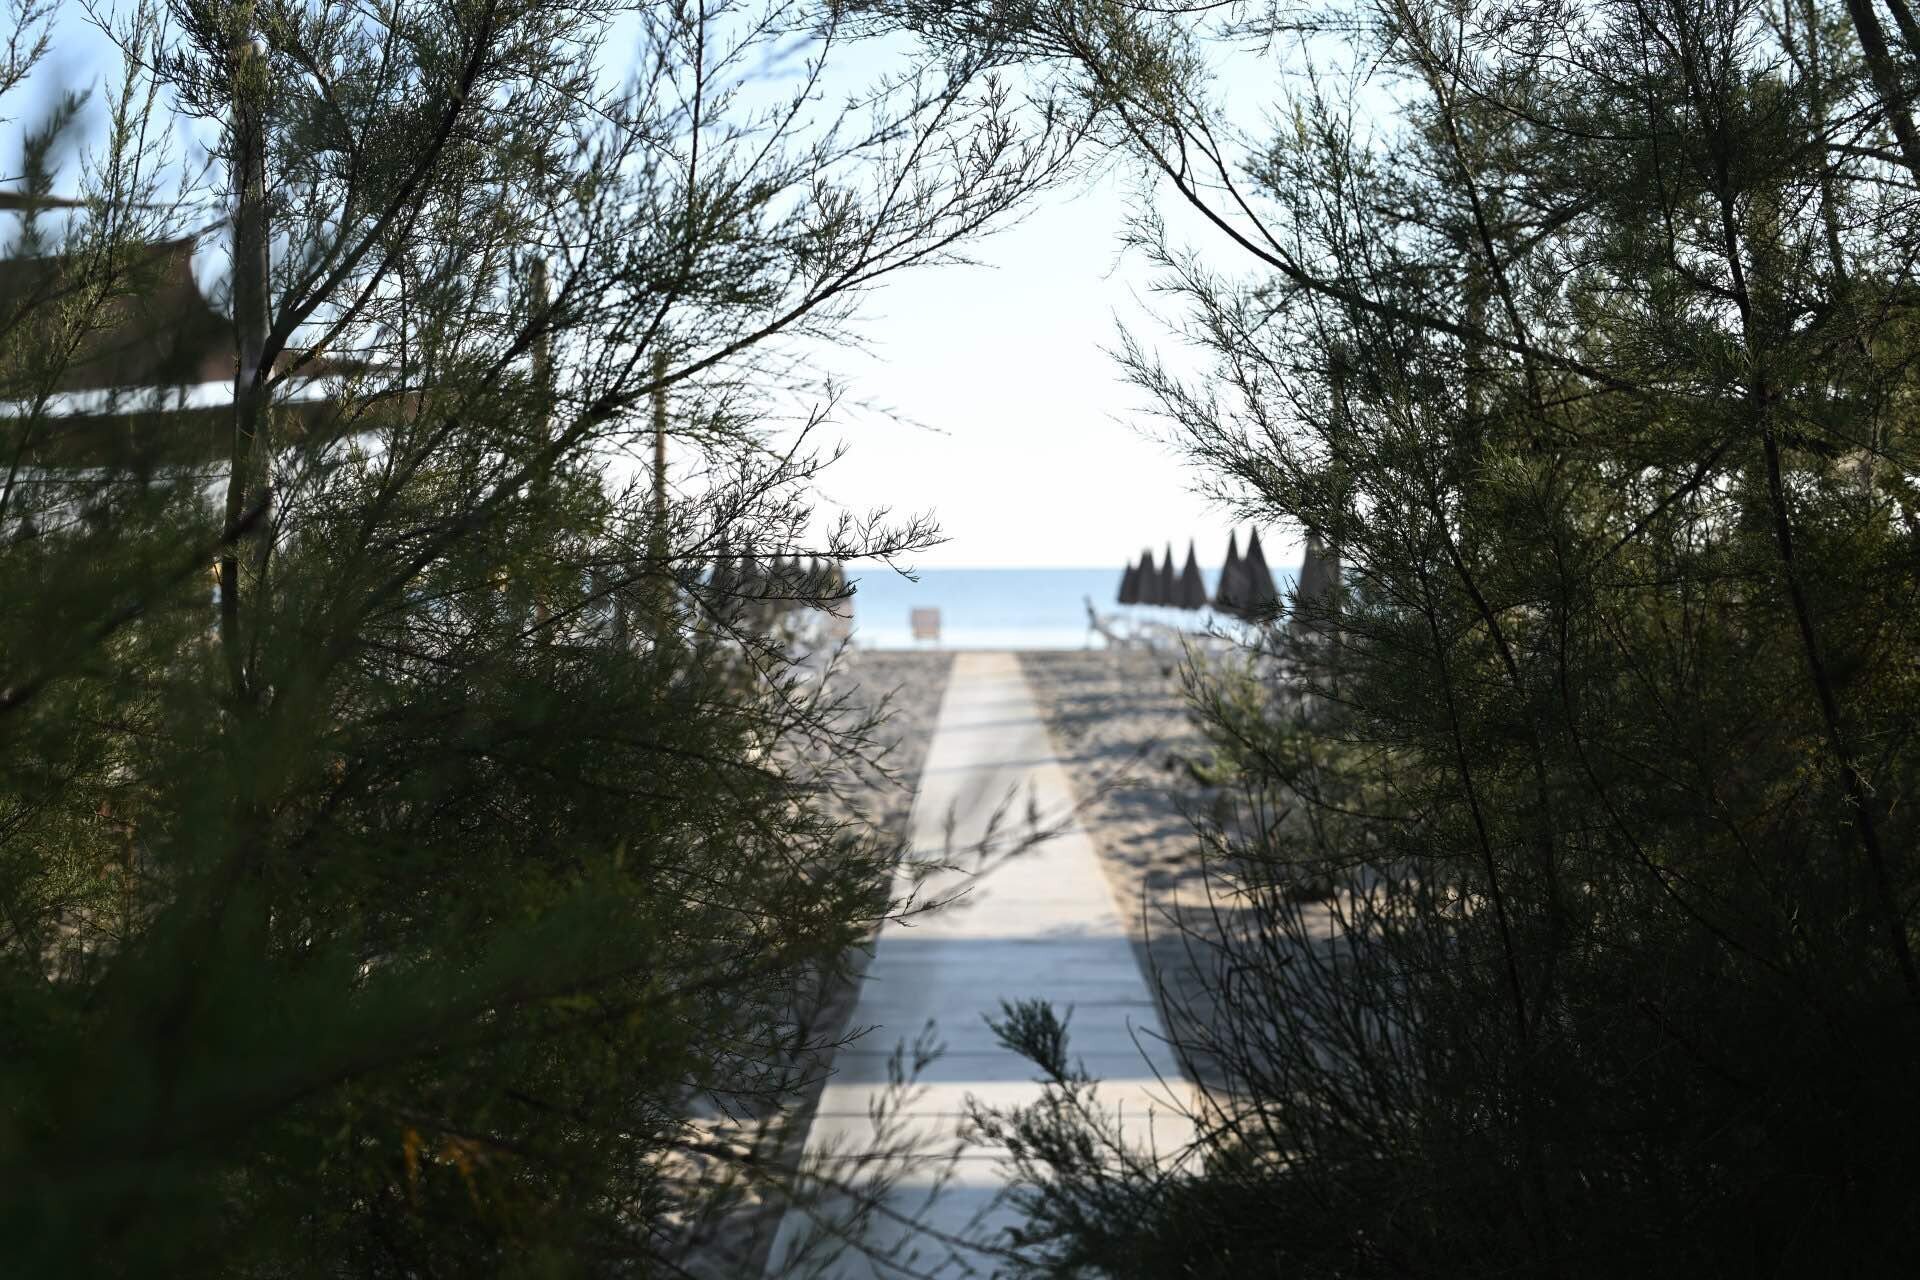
[221,31,271,703]
[1843,0,1920,185]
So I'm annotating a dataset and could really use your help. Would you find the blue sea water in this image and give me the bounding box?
[846,565,1302,650]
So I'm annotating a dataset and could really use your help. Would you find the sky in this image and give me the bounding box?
[11,5,1302,572]
[758,29,1297,571]
[794,171,1279,570]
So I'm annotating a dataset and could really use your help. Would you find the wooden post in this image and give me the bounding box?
[531,257,552,397]
[651,347,667,528]
[649,347,670,643]
[528,257,552,631]
[220,24,271,700]
[232,39,270,409]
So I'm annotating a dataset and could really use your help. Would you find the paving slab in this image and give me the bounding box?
[764,653,1195,1278]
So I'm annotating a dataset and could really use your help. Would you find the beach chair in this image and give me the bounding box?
[1083,596,1137,650]
[909,607,941,644]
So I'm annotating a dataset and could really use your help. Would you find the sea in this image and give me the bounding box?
[846,565,1301,650]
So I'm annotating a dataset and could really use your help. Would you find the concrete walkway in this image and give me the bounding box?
[764,653,1193,1278]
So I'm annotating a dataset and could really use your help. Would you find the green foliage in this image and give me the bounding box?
[933,0,1920,1274]
[0,0,1072,1273]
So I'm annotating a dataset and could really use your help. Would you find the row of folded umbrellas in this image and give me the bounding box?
[1118,529,1280,619]
[705,548,847,600]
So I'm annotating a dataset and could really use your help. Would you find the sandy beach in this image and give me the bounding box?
[832,645,1217,941]
[1014,649,1212,915]
[704,644,1229,1276]
[1014,650,1233,1083]
[817,649,959,852]
[686,649,956,1276]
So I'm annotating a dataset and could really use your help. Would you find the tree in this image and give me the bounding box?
[0,0,1075,1271]
[901,0,1920,1273]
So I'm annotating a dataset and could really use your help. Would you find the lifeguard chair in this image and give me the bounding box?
[909,606,940,645]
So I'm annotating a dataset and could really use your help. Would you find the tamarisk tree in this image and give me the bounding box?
[881,0,1920,1273]
[0,0,1075,1271]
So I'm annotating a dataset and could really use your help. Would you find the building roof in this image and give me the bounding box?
[0,237,234,392]
[0,238,372,467]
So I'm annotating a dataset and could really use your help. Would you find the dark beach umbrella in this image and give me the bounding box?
[1118,559,1139,605]
[1296,531,1338,606]
[1158,545,1178,607]
[807,556,840,607]
[1214,530,1247,618]
[1291,529,1342,639]
[1177,541,1208,610]
[1241,528,1280,619]
[814,557,842,602]
[730,548,761,627]
[809,556,838,595]
[709,536,736,596]
[1132,548,1161,605]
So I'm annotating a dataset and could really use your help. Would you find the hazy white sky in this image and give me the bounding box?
[750,31,1296,570]
[15,7,1296,571]
[800,173,1280,570]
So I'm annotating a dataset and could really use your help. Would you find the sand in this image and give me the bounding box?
[687,644,1235,1275]
[680,648,956,1277]
[1015,647,1238,1095]
[764,652,1197,1278]
[816,649,957,852]
[823,646,1230,1103]
[1014,648,1215,912]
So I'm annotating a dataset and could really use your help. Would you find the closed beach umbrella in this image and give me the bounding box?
[1118,559,1139,605]
[813,556,843,602]
[730,549,759,627]
[1296,531,1337,606]
[1241,528,1280,619]
[1158,545,1178,609]
[707,537,749,627]
[1215,530,1247,618]
[1178,541,1208,610]
[1290,528,1342,641]
[1133,548,1161,605]
[709,536,736,596]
